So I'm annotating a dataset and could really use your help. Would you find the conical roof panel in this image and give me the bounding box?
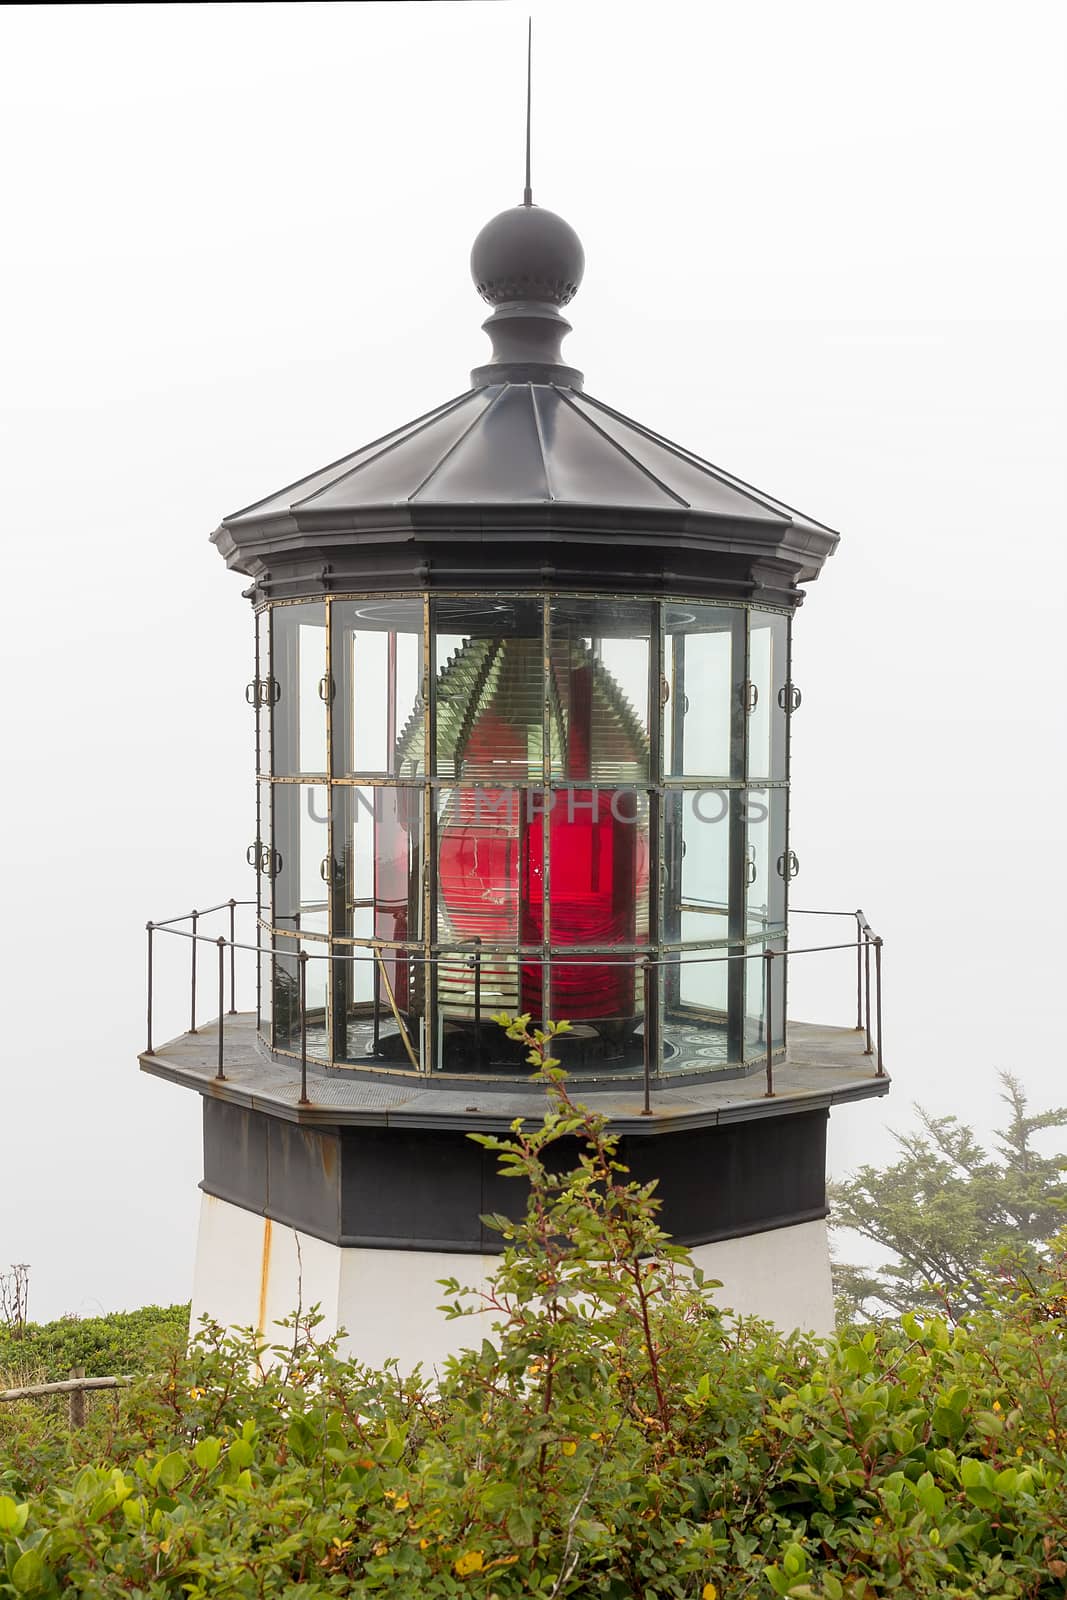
[220,381,835,537]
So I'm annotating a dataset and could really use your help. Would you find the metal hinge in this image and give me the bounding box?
[778,682,802,713]
[776,849,799,881]
[247,842,282,876]
[245,678,280,707]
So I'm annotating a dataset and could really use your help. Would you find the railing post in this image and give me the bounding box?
[227,899,237,1013]
[641,958,652,1116]
[763,948,775,1097]
[372,955,381,1052]
[855,910,864,1031]
[863,933,873,1055]
[298,950,310,1106]
[68,1367,86,1431]
[473,937,483,1059]
[145,922,154,1054]
[188,909,199,1033]
[216,937,226,1080]
[874,936,885,1076]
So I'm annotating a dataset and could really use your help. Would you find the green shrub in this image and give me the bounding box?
[0,1026,1064,1596]
[0,1305,189,1386]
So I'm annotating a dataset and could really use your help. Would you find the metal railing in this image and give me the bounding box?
[144,903,885,1114]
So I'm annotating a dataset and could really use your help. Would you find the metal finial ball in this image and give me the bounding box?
[471,205,585,308]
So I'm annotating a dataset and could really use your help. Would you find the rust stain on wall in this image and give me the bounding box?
[257,1217,273,1335]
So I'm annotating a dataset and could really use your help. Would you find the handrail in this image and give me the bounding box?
[144,898,886,1101]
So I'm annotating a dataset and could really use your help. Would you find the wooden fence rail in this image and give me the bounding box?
[0,1368,133,1427]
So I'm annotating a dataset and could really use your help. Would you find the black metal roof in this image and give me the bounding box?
[211,202,839,606]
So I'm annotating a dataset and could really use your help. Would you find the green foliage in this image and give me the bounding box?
[832,1072,1067,1320]
[0,1306,189,1387]
[1,1035,1066,1596]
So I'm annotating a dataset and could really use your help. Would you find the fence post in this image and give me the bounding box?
[68,1368,85,1430]
[763,948,775,1097]
[216,937,227,1080]
[146,922,154,1054]
[874,936,885,1076]
[189,909,199,1033]
[863,934,873,1055]
[854,911,863,1030]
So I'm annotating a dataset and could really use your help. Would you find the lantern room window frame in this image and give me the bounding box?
[251,590,794,1083]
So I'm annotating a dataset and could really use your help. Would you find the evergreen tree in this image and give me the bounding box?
[831,1071,1067,1319]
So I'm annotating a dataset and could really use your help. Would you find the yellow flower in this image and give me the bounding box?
[372,1541,389,1557]
[874,1517,882,1527]
[420,1538,430,1550]
[561,1440,577,1456]
[188,1387,204,1400]
[992,1401,1001,1412]
[591,1431,603,1441]
[454,1550,485,1577]
[395,1494,410,1511]
[1016,1446,1024,1456]
[702,1583,718,1600]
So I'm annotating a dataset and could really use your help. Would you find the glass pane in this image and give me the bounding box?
[272,784,329,936]
[272,942,329,1060]
[433,598,545,781]
[546,787,649,950]
[550,599,651,782]
[661,945,731,1073]
[330,944,423,1072]
[255,607,270,777]
[272,603,327,776]
[748,611,789,781]
[437,947,523,1038]
[664,604,744,780]
[436,786,525,947]
[258,943,272,1039]
[303,944,330,1060]
[333,786,423,945]
[548,956,644,1034]
[663,790,732,948]
[745,787,788,938]
[745,940,786,1055]
[332,599,424,777]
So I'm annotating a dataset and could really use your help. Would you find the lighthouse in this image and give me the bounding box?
[140,178,888,1370]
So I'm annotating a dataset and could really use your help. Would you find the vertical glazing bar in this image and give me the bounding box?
[541,595,552,1025]
[473,936,483,1057]
[145,923,154,1054]
[372,957,381,1051]
[641,959,652,1115]
[323,596,334,1062]
[216,937,226,1080]
[298,949,310,1105]
[863,933,873,1055]
[228,899,237,1013]
[855,910,863,1030]
[189,910,199,1033]
[647,601,664,1075]
[423,595,435,1072]
[781,615,792,1048]
[874,936,885,1075]
[763,947,775,1097]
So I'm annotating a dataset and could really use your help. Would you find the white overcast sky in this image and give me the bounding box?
[1,0,1064,1321]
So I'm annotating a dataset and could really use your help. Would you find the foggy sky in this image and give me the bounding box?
[1,0,1064,1321]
